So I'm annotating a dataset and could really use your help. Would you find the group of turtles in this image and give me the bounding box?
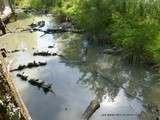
[9,59,55,94]
[0,20,57,95]
[9,60,54,94]
[10,61,47,72]
[33,51,58,56]
[17,73,54,94]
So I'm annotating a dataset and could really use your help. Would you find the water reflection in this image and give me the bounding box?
[0,15,159,120]
[57,33,160,114]
[58,33,139,100]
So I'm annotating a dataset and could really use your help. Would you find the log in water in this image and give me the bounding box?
[82,100,100,120]
[10,61,47,72]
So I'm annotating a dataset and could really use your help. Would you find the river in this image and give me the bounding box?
[0,13,159,120]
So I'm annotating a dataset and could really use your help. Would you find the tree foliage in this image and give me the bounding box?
[15,0,160,63]
[69,0,160,62]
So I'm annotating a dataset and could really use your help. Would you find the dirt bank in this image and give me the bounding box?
[0,55,32,120]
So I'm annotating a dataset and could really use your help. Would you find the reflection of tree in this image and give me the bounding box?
[142,74,160,105]
[57,33,156,103]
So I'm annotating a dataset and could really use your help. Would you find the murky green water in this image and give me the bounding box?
[0,14,159,120]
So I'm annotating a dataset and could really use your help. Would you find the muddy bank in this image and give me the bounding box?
[0,55,32,120]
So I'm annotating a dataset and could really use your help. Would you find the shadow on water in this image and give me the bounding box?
[0,14,159,120]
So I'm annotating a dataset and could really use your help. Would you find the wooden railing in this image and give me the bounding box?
[0,0,14,34]
[0,0,13,21]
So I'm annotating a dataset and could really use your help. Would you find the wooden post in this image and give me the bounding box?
[8,0,17,21]
[0,18,6,34]
[8,0,14,13]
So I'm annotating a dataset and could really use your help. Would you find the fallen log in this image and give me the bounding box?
[10,61,47,72]
[8,49,21,53]
[82,100,100,120]
[33,51,68,61]
[29,79,54,94]
[16,73,54,94]
[28,79,44,87]
[22,21,84,34]
[29,27,84,34]
[33,51,57,56]
[0,48,25,53]
[46,28,84,34]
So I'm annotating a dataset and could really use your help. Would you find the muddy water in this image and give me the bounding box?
[0,14,160,120]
